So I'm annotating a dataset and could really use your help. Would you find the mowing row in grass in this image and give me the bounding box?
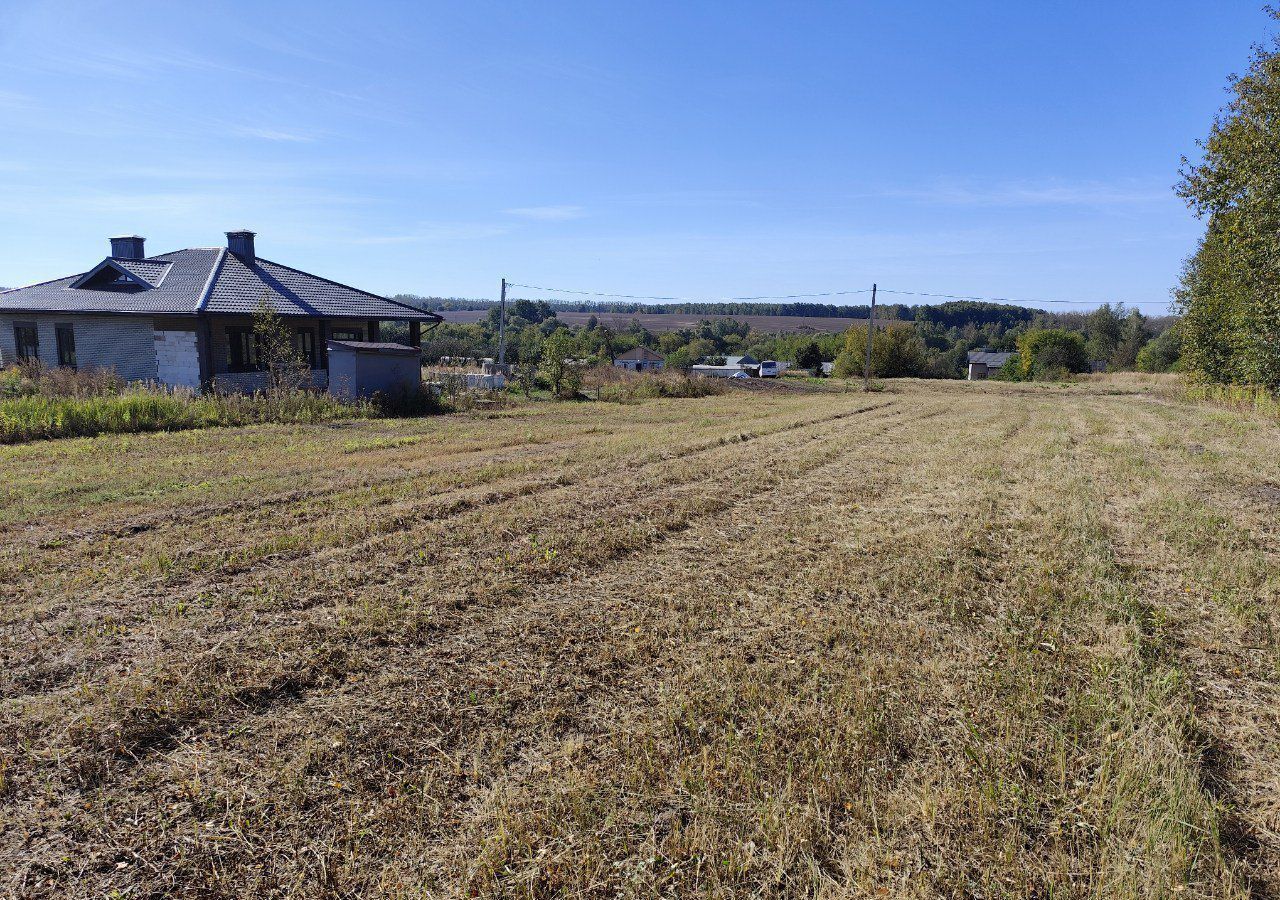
[1,378,1276,897]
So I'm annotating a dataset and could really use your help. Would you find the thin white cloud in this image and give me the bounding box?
[349,223,514,245]
[0,89,31,109]
[504,205,586,221]
[233,126,318,143]
[613,189,767,208]
[880,179,1170,207]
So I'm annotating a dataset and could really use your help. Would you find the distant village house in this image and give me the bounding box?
[967,350,1015,380]
[613,346,665,372]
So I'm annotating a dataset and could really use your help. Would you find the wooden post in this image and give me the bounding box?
[863,283,877,392]
[409,320,421,348]
[498,278,508,366]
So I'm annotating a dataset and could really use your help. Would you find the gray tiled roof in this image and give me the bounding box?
[0,249,222,315]
[0,248,441,322]
[968,350,1015,367]
[615,346,664,361]
[113,258,173,287]
[328,340,421,355]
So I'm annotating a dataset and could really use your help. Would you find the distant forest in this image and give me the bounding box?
[393,294,1173,333]
[396,295,893,319]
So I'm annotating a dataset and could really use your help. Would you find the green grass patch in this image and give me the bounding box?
[0,388,376,444]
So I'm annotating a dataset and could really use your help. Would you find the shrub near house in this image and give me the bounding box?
[1015,329,1089,380]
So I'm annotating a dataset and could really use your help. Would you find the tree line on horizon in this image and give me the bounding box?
[393,293,1171,331]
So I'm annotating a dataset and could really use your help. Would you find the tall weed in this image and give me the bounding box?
[1171,380,1280,420]
[0,366,445,444]
[594,370,728,403]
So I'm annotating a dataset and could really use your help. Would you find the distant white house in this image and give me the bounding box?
[967,350,1015,380]
[691,353,768,378]
[614,346,665,372]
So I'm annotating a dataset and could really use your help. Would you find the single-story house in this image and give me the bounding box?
[613,346,665,372]
[0,231,442,391]
[967,350,1015,380]
[724,354,759,368]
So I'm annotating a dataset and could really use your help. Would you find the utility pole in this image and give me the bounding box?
[498,277,508,367]
[863,283,877,392]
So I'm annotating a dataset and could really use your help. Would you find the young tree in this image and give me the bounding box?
[665,345,696,372]
[795,340,823,375]
[1015,329,1089,380]
[540,328,581,398]
[1136,326,1183,373]
[596,326,617,362]
[252,297,309,393]
[832,350,860,378]
[515,328,543,397]
[878,326,927,377]
[840,324,925,378]
[1084,303,1123,367]
[1111,309,1151,370]
[1177,11,1280,387]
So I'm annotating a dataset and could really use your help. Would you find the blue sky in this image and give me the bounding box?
[0,1,1267,311]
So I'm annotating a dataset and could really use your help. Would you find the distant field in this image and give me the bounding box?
[2,379,1277,897]
[437,308,875,333]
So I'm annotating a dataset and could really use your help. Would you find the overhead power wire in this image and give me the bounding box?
[876,288,1172,308]
[505,280,1171,309]
[504,282,874,302]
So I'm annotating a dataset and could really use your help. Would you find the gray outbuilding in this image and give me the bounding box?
[327,340,422,399]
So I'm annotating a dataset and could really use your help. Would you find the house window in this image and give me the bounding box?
[226,326,261,372]
[55,324,76,368]
[13,324,38,363]
[293,328,317,368]
[331,328,363,341]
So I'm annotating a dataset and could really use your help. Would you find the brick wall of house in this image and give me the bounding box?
[0,314,159,381]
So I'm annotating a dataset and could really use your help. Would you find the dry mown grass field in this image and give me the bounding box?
[2,378,1278,898]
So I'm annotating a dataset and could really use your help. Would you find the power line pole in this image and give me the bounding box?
[498,277,508,367]
[863,283,877,392]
